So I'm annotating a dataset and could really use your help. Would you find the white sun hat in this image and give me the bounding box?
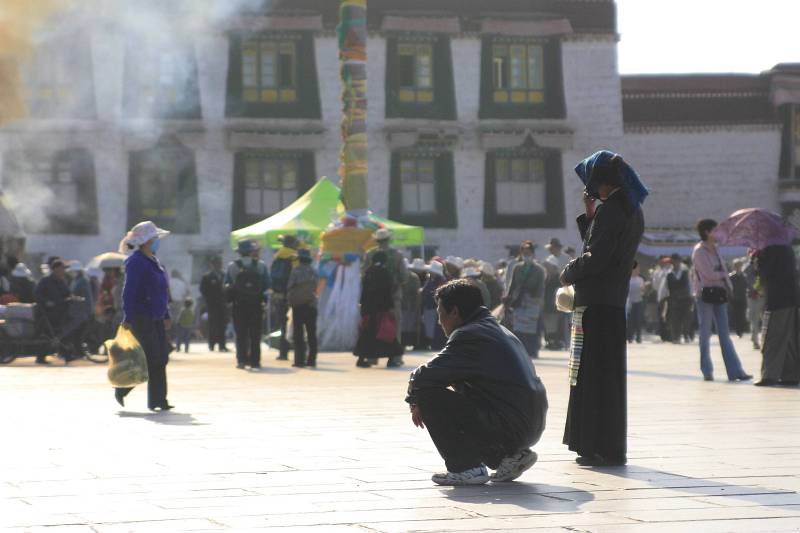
[119,221,170,254]
[428,260,444,278]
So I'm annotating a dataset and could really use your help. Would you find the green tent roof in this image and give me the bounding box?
[230,177,424,250]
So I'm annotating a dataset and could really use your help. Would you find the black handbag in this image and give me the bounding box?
[701,286,728,305]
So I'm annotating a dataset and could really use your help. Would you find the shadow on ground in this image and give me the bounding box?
[116,411,207,426]
[441,483,593,512]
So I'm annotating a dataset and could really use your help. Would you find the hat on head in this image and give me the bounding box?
[297,249,312,262]
[428,260,444,278]
[479,261,495,276]
[462,267,480,278]
[119,221,170,254]
[237,239,258,255]
[444,256,464,269]
[520,240,536,252]
[545,238,563,251]
[50,259,66,270]
[67,261,84,273]
[373,228,392,241]
[409,258,427,272]
[11,263,31,278]
[278,234,299,248]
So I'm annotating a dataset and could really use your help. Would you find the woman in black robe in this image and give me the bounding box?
[354,252,403,367]
[560,151,646,467]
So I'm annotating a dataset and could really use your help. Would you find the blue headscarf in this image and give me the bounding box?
[574,150,648,209]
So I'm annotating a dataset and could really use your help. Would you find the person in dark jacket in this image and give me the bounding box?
[10,263,35,303]
[728,259,748,338]
[407,279,548,486]
[287,249,319,368]
[200,256,228,352]
[754,245,800,386]
[560,151,646,467]
[665,254,692,343]
[354,251,404,367]
[34,259,73,364]
[226,240,271,370]
[114,221,173,410]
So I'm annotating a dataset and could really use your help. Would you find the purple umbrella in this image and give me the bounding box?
[712,208,797,251]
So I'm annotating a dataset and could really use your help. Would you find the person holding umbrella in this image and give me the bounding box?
[114,221,173,410]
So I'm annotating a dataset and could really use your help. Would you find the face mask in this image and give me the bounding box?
[150,239,161,254]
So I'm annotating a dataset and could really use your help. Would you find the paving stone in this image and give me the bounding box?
[0,336,798,531]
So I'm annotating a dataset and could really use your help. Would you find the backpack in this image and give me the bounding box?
[232,260,264,305]
[270,257,293,294]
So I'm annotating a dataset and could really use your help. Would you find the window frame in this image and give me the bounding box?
[232,150,316,230]
[226,32,321,119]
[484,148,565,228]
[781,104,800,179]
[389,149,457,228]
[24,35,96,119]
[127,139,200,234]
[385,34,456,120]
[479,36,565,120]
[123,41,202,119]
[2,148,99,234]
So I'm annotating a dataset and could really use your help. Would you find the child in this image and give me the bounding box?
[176,297,195,353]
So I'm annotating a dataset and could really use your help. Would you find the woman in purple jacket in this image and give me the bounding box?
[114,221,174,411]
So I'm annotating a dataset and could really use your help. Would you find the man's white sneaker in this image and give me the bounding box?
[431,465,490,486]
[491,449,538,482]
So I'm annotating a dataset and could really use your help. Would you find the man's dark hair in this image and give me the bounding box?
[434,279,483,319]
[696,218,717,241]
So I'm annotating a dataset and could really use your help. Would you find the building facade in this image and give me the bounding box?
[1,0,798,281]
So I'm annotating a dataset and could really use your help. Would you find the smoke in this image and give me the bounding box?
[0,0,272,236]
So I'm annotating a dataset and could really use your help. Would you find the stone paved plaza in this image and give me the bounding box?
[2,334,800,533]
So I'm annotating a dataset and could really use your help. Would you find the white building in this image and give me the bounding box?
[1,0,798,281]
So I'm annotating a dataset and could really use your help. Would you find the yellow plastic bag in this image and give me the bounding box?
[106,325,149,387]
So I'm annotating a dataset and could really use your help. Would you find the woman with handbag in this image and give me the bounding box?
[354,251,404,368]
[691,218,751,383]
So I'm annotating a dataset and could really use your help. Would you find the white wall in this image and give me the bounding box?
[623,126,782,228]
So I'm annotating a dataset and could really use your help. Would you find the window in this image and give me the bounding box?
[242,37,297,104]
[400,156,436,215]
[232,151,316,229]
[389,150,457,228]
[226,33,321,118]
[23,37,96,119]
[123,42,201,119]
[484,149,565,228]
[1,149,98,234]
[397,42,433,103]
[479,37,564,120]
[492,43,544,104]
[128,138,200,234]
[244,155,299,216]
[386,35,456,120]
[494,157,546,215]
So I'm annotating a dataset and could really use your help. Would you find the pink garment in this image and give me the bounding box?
[691,241,731,297]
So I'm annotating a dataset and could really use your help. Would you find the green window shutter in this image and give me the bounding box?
[779,105,793,179]
[388,152,403,221]
[175,150,200,234]
[385,38,401,118]
[225,35,244,118]
[297,152,316,194]
[435,151,457,228]
[231,152,248,230]
[483,151,497,229]
[433,37,456,120]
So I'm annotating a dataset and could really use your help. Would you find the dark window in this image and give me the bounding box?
[2,149,98,234]
[23,36,96,119]
[232,151,316,230]
[389,150,457,228]
[484,148,565,228]
[226,32,321,119]
[123,42,201,119]
[386,35,456,120]
[780,105,800,179]
[128,138,200,234]
[479,36,565,120]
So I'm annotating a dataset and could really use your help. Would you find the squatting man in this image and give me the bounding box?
[406,279,548,485]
